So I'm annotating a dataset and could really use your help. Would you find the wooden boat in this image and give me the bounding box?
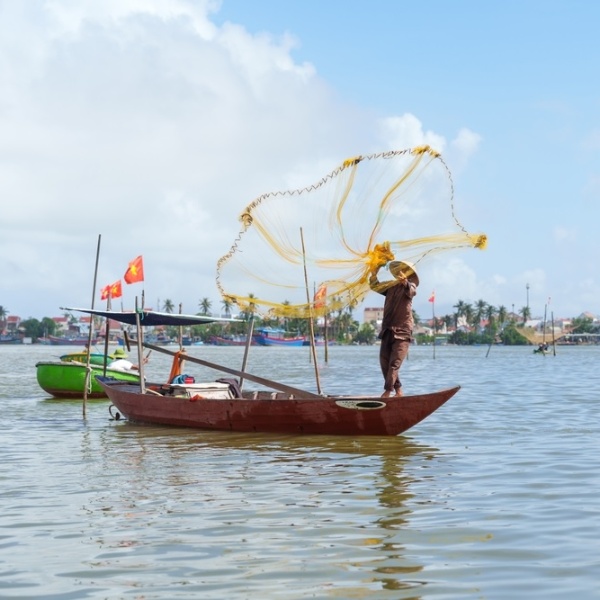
[181,336,204,346]
[36,361,140,399]
[208,335,257,346]
[46,335,100,346]
[253,327,305,347]
[100,376,459,436]
[302,338,335,347]
[0,334,23,344]
[533,344,548,354]
[65,307,459,436]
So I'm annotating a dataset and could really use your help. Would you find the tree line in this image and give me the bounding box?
[3,297,597,346]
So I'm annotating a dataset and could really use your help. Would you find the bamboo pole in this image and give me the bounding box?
[178,302,183,349]
[431,297,437,360]
[102,296,111,375]
[300,228,322,395]
[135,297,146,394]
[83,234,102,416]
[239,314,255,391]
[323,312,329,363]
[543,303,548,347]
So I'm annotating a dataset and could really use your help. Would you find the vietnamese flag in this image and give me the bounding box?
[100,284,111,300]
[110,279,123,299]
[124,255,144,284]
[314,284,327,309]
[428,291,435,303]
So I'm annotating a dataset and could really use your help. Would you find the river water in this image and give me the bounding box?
[1,343,599,599]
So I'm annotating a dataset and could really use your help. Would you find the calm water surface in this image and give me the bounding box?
[0,343,599,599]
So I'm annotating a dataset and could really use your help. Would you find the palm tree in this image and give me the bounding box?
[453,300,468,316]
[497,305,507,329]
[163,299,175,313]
[199,297,212,315]
[0,305,7,331]
[453,299,471,328]
[474,299,488,329]
[463,303,475,328]
[337,311,354,341]
[485,304,497,333]
[221,297,233,317]
[443,314,454,330]
[520,305,531,324]
[239,293,257,321]
[412,309,420,326]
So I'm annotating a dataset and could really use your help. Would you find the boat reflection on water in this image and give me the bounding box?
[100,423,438,593]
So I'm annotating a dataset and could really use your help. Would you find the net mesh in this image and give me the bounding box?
[216,146,487,319]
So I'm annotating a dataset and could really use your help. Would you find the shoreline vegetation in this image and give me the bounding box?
[2,298,599,347]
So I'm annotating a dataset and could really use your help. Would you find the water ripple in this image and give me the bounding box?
[0,344,599,598]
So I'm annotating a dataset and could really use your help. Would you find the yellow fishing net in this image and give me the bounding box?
[216,146,487,319]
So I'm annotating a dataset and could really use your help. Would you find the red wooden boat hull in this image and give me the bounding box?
[99,379,459,436]
[208,335,257,346]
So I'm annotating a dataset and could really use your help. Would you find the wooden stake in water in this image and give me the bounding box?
[239,313,255,391]
[431,293,436,360]
[300,227,322,395]
[83,234,102,416]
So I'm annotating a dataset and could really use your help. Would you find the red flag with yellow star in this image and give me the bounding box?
[314,284,327,309]
[109,279,123,299]
[124,255,144,284]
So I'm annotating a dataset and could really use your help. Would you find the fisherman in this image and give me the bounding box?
[109,347,147,372]
[369,259,419,398]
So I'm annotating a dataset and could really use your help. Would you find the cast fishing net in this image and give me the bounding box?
[216,146,487,319]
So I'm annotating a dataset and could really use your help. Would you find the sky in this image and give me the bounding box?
[1,0,599,323]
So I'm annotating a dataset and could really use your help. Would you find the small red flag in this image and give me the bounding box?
[428,291,435,303]
[314,284,327,309]
[110,279,123,299]
[100,285,111,300]
[124,255,144,284]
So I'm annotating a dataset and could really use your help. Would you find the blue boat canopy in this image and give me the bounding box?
[62,307,242,327]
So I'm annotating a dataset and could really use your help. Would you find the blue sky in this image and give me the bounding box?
[1,0,599,322]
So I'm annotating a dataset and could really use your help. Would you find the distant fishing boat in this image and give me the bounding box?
[208,335,256,346]
[181,336,204,346]
[117,333,172,346]
[0,334,23,344]
[302,338,335,347]
[253,327,305,347]
[45,335,100,346]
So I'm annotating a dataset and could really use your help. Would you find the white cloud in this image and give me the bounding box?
[0,1,486,319]
[379,113,446,153]
[553,226,576,242]
[449,128,482,171]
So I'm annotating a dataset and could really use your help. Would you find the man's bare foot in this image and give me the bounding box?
[394,388,403,397]
[381,390,391,398]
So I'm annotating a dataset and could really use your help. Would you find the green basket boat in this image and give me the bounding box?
[59,352,115,366]
[36,361,140,399]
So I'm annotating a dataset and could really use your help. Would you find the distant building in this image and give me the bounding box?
[5,315,21,333]
[363,307,383,326]
[52,316,69,333]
